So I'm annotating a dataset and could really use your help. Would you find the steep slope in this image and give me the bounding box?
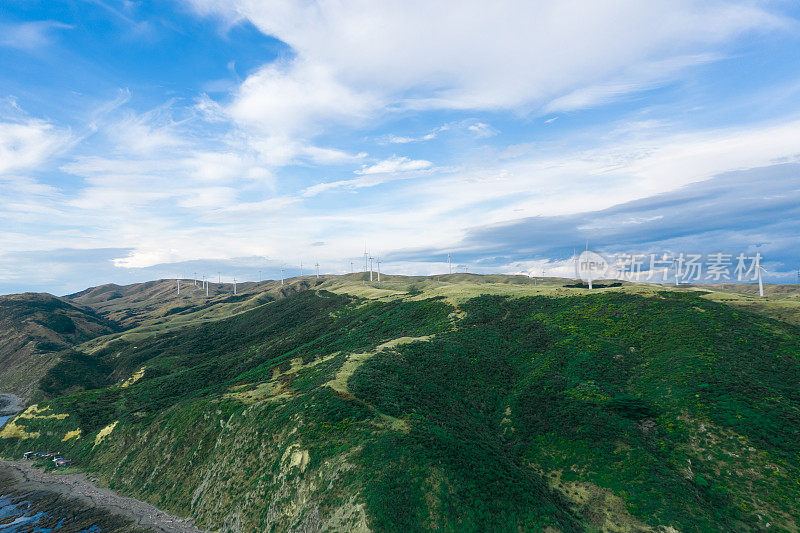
[1,284,798,531]
[0,293,119,401]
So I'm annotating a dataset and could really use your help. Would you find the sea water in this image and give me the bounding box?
[0,492,103,532]
[0,417,102,532]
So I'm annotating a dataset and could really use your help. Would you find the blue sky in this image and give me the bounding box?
[1,0,800,294]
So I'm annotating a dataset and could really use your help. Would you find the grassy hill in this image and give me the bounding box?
[0,293,119,401]
[0,276,798,531]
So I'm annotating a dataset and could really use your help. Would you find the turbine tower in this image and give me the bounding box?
[364,246,369,273]
[194,272,197,288]
[369,256,374,282]
[447,254,452,275]
[233,277,237,295]
[573,248,577,280]
[758,265,766,297]
[300,259,303,277]
[177,277,180,295]
[315,261,320,279]
[672,258,679,286]
[280,267,285,286]
[377,258,382,282]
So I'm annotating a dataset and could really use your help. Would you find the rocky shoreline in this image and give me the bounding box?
[0,460,204,532]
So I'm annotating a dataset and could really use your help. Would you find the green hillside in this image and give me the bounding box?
[1,278,799,531]
[0,293,119,401]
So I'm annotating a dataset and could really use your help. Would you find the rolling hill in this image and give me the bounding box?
[0,275,798,531]
[0,293,119,402]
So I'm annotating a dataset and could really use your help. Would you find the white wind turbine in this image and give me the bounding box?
[280,266,285,286]
[315,261,320,279]
[758,265,767,297]
[233,277,237,295]
[672,258,679,286]
[377,258,382,282]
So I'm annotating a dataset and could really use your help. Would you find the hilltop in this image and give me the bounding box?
[0,275,798,531]
[0,292,119,402]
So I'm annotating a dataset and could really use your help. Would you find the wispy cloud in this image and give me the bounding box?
[356,156,432,175]
[302,156,433,197]
[0,119,72,175]
[0,20,72,51]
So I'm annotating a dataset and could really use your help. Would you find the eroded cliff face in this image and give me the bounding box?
[85,396,374,532]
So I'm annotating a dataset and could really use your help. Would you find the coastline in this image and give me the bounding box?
[0,460,204,532]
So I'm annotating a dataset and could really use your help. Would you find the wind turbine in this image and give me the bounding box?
[573,248,577,280]
[194,272,197,288]
[758,265,767,297]
[233,277,237,295]
[315,261,320,279]
[177,277,180,295]
[447,254,452,275]
[377,258,382,282]
[300,259,303,277]
[280,266,285,286]
[205,276,209,297]
[363,246,369,273]
[369,255,374,282]
[672,258,680,286]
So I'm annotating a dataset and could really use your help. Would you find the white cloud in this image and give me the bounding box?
[302,156,433,196]
[356,156,432,175]
[0,119,72,175]
[466,122,498,138]
[106,109,188,155]
[237,1,775,106]
[0,21,72,51]
[223,59,381,165]
[542,53,720,113]
[386,132,438,144]
[184,0,786,167]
